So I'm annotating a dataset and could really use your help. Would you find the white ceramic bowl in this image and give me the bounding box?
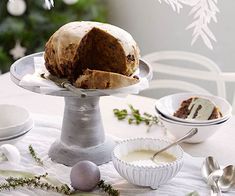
[0,104,34,138]
[112,138,184,189]
[157,109,231,126]
[155,93,232,124]
[158,111,231,143]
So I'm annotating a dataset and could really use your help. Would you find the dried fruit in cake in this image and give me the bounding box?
[44,21,140,89]
[173,97,222,120]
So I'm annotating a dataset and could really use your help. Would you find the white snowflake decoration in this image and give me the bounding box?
[44,0,54,9]
[10,40,26,60]
[159,0,219,50]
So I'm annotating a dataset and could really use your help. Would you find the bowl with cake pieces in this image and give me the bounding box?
[155,93,232,143]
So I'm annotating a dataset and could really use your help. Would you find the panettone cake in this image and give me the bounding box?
[44,21,140,89]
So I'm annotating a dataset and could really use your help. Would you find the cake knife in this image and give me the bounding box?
[41,73,87,98]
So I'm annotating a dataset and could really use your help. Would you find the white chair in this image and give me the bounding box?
[141,51,235,114]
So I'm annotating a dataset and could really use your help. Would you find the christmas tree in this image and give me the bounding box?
[0,0,107,73]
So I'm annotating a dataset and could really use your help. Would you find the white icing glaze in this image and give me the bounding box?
[129,160,156,167]
[187,97,215,120]
[52,21,140,61]
[121,150,176,167]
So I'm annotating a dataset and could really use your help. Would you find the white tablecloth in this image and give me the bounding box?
[0,114,234,196]
[1,71,235,166]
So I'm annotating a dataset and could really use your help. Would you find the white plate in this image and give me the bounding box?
[0,104,34,137]
[0,127,32,145]
[157,109,231,126]
[10,52,152,97]
[155,93,232,124]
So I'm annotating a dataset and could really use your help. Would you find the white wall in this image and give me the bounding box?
[106,0,235,72]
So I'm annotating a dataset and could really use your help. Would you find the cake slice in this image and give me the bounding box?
[173,97,222,120]
[74,69,139,89]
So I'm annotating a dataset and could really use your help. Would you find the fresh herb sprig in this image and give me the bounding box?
[2,145,120,195]
[0,171,120,196]
[113,104,161,132]
[28,145,43,165]
[98,180,119,196]
[0,173,73,195]
[186,191,200,196]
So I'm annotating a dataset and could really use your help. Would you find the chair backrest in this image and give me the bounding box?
[141,51,235,114]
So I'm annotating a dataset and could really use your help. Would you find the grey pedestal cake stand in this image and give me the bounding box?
[10,52,152,166]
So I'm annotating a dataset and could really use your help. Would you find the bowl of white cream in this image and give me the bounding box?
[112,138,184,189]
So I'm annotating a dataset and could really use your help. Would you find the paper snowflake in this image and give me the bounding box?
[159,0,219,50]
[44,0,54,9]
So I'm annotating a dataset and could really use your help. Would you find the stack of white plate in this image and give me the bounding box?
[0,104,34,144]
[155,93,232,143]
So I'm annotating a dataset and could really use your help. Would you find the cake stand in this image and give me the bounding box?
[10,52,152,166]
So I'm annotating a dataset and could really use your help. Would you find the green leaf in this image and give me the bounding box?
[0,170,34,179]
[186,191,200,196]
[113,104,160,131]
[0,170,63,186]
[0,169,101,195]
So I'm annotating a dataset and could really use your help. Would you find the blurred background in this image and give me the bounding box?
[1,0,235,102]
[105,0,235,72]
[0,0,107,73]
[104,0,235,103]
[1,0,234,73]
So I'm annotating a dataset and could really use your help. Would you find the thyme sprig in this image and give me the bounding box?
[1,145,120,195]
[186,191,200,196]
[0,173,119,196]
[113,104,161,131]
[0,173,74,195]
[98,180,119,196]
[28,145,43,165]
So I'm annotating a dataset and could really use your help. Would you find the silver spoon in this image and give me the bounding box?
[217,165,235,192]
[201,156,222,196]
[152,128,198,160]
[208,169,223,196]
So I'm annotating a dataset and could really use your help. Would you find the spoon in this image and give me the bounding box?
[41,73,87,98]
[201,156,222,196]
[217,165,235,192]
[208,169,223,196]
[152,128,198,160]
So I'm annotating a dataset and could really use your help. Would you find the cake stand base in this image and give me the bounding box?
[48,136,116,166]
[48,96,116,166]
[10,52,152,166]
